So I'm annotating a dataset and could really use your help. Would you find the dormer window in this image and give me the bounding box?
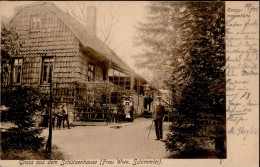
[30,15,41,32]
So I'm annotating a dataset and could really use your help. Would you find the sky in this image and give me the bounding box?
[0,1,153,81]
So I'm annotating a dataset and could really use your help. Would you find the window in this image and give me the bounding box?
[41,57,54,84]
[103,68,107,81]
[13,58,23,84]
[125,77,131,90]
[108,68,114,83]
[134,80,138,93]
[140,85,144,96]
[30,15,41,31]
[111,92,118,104]
[88,64,94,81]
[119,72,126,88]
[108,68,130,89]
[113,70,119,86]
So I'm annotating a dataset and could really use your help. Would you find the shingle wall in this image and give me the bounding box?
[11,3,79,90]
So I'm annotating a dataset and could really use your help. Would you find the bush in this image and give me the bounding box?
[0,145,67,160]
[1,86,45,155]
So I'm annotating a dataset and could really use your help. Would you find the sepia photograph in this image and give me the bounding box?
[0,0,236,161]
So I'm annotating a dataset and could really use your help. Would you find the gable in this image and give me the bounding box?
[46,2,136,74]
[11,2,147,84]
[10,2,80,86]
[11,3,79,57]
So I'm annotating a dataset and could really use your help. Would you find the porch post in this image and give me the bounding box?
[130,75,134,94]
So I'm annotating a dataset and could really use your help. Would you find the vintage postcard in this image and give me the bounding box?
[0,1,259,167]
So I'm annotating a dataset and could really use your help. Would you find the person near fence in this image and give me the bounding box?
[56,106,63,130]
[52,109,57,130]
[153,96,165,140]
[62,104,70,129]
[41,104,49,127]
[129,96,134,122]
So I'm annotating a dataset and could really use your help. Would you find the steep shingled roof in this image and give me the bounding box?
[46,2,136,74]
[13,2,145,78]
[12,2,148,83]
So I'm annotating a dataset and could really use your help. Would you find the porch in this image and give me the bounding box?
[39,81,146,124]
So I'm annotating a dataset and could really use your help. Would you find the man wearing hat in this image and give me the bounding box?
[153,96,165,140]
[129,96,134,121]
[56,106,63,130]
[62,104,70,129]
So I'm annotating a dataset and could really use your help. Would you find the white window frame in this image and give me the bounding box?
[41,57,54,84]
[13,58,23,84]
[30,15,41,32]
[88,63,94,82]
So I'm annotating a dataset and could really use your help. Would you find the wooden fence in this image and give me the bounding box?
[41,81,133,123]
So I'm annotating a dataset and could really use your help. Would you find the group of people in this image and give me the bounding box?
[118,95,134,122]
[53,105,70,129]
[42,104,70,129]
[41,96,165,138]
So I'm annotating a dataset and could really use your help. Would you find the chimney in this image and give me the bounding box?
[86,6,97,37]
[14,6,20,16]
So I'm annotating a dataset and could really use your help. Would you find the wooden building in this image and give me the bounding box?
[5,2,151,123]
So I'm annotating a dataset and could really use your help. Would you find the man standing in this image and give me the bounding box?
[52,109,56,130]
[56,106,63,130]
[154,96,165,140]
[41,104,49,127]
[62,104,70,129]
[129,96,134,122]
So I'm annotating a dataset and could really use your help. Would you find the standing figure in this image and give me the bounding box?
[129,96,134,122]
[153,96,165,140]
[52,109,56,130]
[41,104,49,127]
[56,106,63,130]
[62,104,70,129]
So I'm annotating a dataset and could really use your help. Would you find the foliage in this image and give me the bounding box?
[1,86,45,153]
[1,23,22,87]
[133,2,177,89]
[0,23,45,155]
[51,81,130,111]
[135,2,226,158]
[65,2,121,49]
[0,145,67,160]
[1,23,21,59]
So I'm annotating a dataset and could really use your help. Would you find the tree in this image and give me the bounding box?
[1,23,21,87]
[134,2,226,158]
[133,2,179,90]
[166,2,226,158]
[1,24,45,156]
[1,86,45,153]
[64,2,121,49]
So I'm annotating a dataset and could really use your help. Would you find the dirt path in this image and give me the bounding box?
[42,117,171,159]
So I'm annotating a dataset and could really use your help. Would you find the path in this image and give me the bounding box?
[42,117,171,159]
